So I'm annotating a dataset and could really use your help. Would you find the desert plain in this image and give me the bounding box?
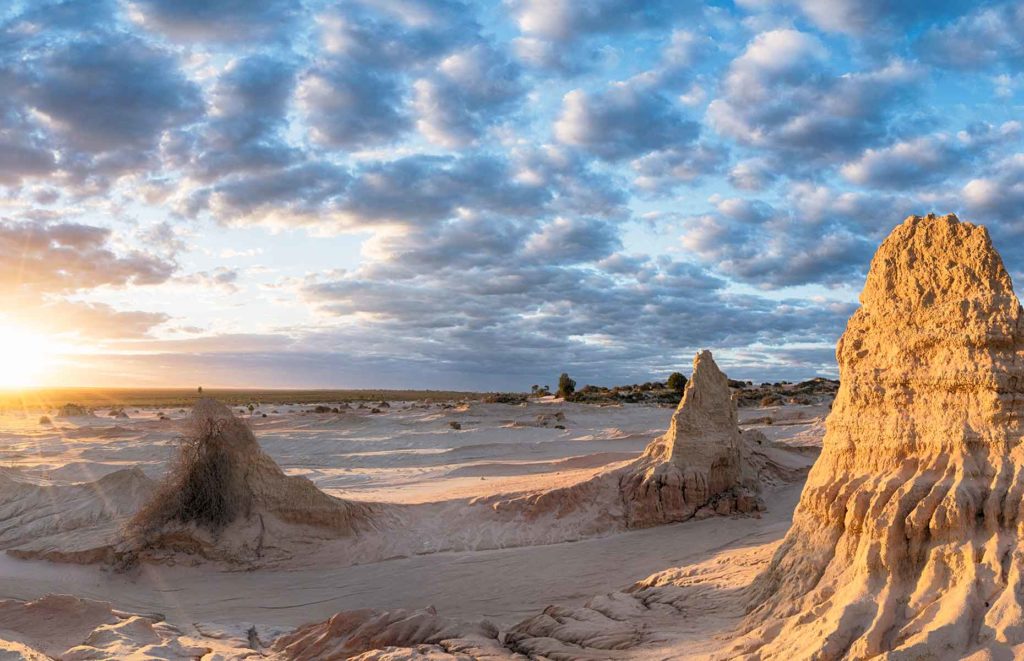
[2,214,1022,661]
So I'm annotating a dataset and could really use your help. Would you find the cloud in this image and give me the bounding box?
[126,0,300,42]
[631,143,727,192]
[297,1,484,149]
[840,123,1022,189]
[679,185,919,288]
[962,154,1024,222]
[917,3,1024,70]
[22,36,202,156]
[0,220,175,293]
[175,267,241,293]
[413,43,524,147]
[187,161,352,226]
[739,0,976,36]
[299,222,849,385]
[0,5,203,187]
[17,301,170,339]
[728,158,778,191]
[522,217,620,263]
[299,61,410,149]
[190,153,551,230]
[708,30,922,164]
[507,0,702,73]
[555,79,699,160]
[169,54,298,180]
[507,0,691,41]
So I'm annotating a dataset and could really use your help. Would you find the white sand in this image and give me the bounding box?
[0,399,824,657]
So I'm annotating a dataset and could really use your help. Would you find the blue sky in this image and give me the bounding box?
[1,0,1023,389]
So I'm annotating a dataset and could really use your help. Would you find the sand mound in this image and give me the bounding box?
[732,214,1024,658]
[0,467,154,563]
[0,594,248,659]
[271,607,508,660]
[125,398,387,564]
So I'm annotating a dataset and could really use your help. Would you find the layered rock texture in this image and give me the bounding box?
[736,214,1024,658]
[125,398,386,564]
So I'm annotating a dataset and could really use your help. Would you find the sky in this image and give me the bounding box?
[1,0,1023,390]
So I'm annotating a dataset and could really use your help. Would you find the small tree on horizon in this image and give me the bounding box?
[667,372,687,393]
[557,373,576,398]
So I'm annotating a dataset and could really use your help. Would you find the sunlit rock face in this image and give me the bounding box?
[621,350,759,527]
[737,214,1024,659]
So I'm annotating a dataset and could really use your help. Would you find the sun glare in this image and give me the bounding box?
[0,325,54,389]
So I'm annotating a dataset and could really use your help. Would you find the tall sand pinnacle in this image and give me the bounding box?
[621,349,751,526]
[738,214,1024,658]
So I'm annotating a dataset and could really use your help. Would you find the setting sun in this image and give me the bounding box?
[0,325,54,388]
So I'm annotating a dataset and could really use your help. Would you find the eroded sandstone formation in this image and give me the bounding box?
[620,349,760,526]
[735,213,1024,658]
[487,350,776,533]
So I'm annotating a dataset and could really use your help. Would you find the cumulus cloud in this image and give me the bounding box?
[739,0,975,36]
[23,37,202,156]
[126,0,300,42]
[507,0,702,74]
[169,54,298,180]
[679,185,919,288]
[522,217,620,263]
[555,79,699,160]
[840,123,1022,189]
[414,43,524,147]
[709,30,922,164]
[0,220,175,292]
[189,153,552,230]
[917,3,1024,70]
[962,154,1024,222]
[297,1,483,149]
[631,143,727,192]
[728,158,778,191]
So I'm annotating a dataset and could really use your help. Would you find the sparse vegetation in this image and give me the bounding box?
[128,413,252,537]
[733,377,839,407]
[557,373,576,398]
[483,392,528,404]
[0,388,488,410]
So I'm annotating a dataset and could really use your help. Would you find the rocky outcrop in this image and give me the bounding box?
[125,398,390,564]
[735,214,1024,658]
[488,351,776,532]
[620,350,760,526]
[56,403,93,418]
[271,607,512,660]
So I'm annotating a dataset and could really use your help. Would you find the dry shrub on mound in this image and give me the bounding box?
[129,413,253,537]
[123,398,382,564]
